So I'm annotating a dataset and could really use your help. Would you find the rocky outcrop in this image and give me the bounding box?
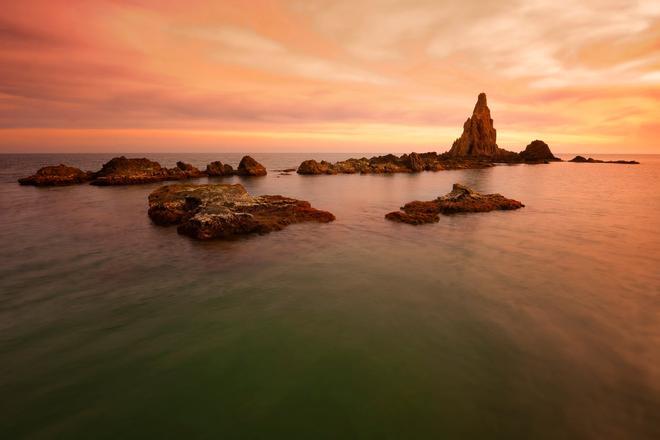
[206,161,234,177]
[569,156,639,164]
[448,93,498,157]
[18,164,93,186]
[236,156,267,176]
[148,183,334,240]
[519,140,560,162]
[90,156,204,185]
[297,153,493,175]
[385,183,524,224]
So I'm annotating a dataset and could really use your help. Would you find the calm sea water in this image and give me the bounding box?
[1,153,659,439]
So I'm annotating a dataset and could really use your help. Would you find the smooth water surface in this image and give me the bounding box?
[1,153,659,439]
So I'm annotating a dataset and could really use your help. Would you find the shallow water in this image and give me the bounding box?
[1,153,659,439]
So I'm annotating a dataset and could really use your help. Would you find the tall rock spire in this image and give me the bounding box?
[448,93,498,157]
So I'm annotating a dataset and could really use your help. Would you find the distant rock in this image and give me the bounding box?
[569,156,639,164]
[90,156,204,185]
[448,93,499,157]
[18,164,93,186]
[148,183,334,239]
[206,161,235,177]
[519,140,561,162]
[385,183,524,224]
[297,153,493,175]
[236,156,267,176]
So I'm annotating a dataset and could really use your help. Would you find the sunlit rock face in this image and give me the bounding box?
[449,93,498,157]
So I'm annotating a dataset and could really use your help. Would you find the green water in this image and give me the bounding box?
[1,153,659,439]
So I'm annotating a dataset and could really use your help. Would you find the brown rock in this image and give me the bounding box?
[569,156,638,164]
[90,156,206,185]
[386,183,524,224]
[448,93,499,157]
[175,161,205,178]
[148,183,334,240]
[18,164,93,186]
[206,161,235,177]
[519,140,560,162]
[236,156,267,176]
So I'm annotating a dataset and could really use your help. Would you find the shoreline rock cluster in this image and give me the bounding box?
[297,93,631,175]
[148,183,335,240]
[18,155,267,186]
[385,183,525,224]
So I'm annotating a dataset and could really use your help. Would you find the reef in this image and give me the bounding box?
[147,183,335,240]
[569,156,639,164]
[385,183,524,224]
[297,93,562,175]
[19,156,268,186]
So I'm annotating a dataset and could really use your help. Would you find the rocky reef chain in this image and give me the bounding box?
[18,156,268,186]
[147,183,335,240]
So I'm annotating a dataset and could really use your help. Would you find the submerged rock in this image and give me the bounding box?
[90,156,205,185]
[519,140,561,162]
[569,156,639,164]
[206,161,235,177]
[18,164,93,186]
[236,156,267,176]
[147,183,334,239]
[448,93,499,157]
[385,183,524,224]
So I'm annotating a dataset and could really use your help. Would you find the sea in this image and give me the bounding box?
[1,152,659,439]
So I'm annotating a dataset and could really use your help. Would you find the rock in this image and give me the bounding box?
[90,156,206,185]
[148,183,335,240]
[569,156,639,164]
[385,183,524,224]
[519,140,560,162]
[403,152,425,172]
[448,93,499,157]
[206,161,235,177]
[175,161,205,178]
[236,156,267,176]
[18,164,93,186]
[297,160,337,175]
[297,153,493,175]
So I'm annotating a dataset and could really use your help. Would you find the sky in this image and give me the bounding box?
[0,0,658,153]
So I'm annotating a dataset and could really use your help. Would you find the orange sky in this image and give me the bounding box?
[0,0,658,153]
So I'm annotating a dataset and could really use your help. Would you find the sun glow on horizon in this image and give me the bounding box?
[0,0,658,153]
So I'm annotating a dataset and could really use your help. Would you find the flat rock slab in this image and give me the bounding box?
[148,183,335,240]
[386,183,524,224]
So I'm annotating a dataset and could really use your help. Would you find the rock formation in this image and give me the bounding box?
[18,164,93,186]
[236,156,267,176]
[90,156,203,185]
[448,93,498,157]
[569,156,639,164]
[148,183,334,239]
[519,140,560,162]
[206,161,234,176]
[385,183,524,224]
[297,153,493,175]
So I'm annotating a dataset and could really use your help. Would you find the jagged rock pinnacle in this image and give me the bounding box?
[449,93,498,157]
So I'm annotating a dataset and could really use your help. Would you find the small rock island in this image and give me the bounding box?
[18,155,268,186]
[385,183,524,224]
[148,183,335,240]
